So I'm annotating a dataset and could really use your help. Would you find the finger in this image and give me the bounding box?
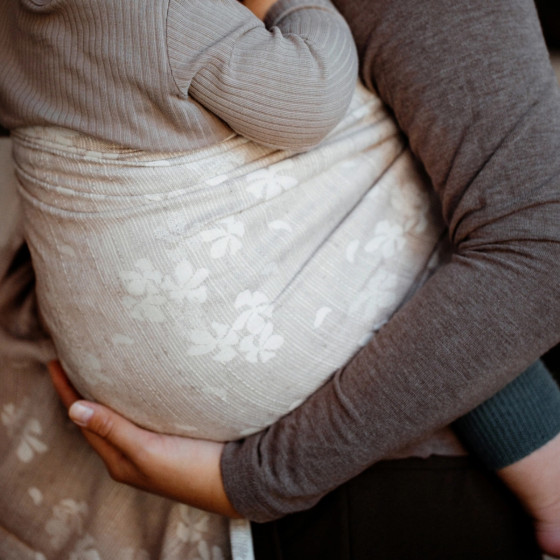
[48,362,130,464]
[68,400,150,484]
[48,360,82,408]
[68,400,151,461]
[80,426,139,483]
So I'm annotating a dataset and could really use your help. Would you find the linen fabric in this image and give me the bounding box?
[0,137,234,560]
[14,83,444,441]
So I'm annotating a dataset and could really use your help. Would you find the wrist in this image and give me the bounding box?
[189,439,243,518]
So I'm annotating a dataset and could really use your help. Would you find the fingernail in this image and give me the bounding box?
[69,402,94,426]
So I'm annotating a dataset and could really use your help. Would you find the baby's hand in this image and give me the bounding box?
[242,0,279,20]
[48,361,240,518]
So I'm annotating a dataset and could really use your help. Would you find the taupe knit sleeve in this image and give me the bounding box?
[167,0,358,150]
[221,0,560,521]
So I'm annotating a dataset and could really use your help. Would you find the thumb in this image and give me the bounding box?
[68,400,151,486]
[68,401,95,427]
[69,400,142,456]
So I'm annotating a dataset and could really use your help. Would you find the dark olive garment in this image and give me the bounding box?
[222,0,560,521]
[252,456,542,560]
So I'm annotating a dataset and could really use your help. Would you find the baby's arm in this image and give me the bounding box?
[453,361,560,470]
[167,0,358,150]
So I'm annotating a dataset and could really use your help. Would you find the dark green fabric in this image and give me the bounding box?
[454,360,560,469]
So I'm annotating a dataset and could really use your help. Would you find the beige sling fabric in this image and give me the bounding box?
[13,83,444,442]
[0,137,234,559]
[0,83,446,558]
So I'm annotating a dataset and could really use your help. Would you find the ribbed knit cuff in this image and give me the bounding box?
[453,360,560,470]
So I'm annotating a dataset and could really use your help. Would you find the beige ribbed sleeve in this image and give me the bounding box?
[169,0,358,149]
[0,0,357,152]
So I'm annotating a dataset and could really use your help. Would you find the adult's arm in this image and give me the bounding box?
[221,0,560,521]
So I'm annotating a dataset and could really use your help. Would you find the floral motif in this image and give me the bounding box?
[349,269,403,324]
[82,353,113,386]
[69,534,101,560]
[121,258,208,322]
[161,261,208,304]
[28,487,44,505]
[232,290,273,333]
[1,402,19,434]
[1,402,48,463]
[268,220,292,233]
[313,307,332,328]
[238,322,284,363]
[187,322,240,363]
[187,290,284,364]
[153,212,189,242]
[175,506,212,544]
[45,499,89,550]
[345,239,360,263]
[364,221,406,259]
[246,168,297,200]
[17,418,47,463]
[194,541,225,560]
[200,217,245,259]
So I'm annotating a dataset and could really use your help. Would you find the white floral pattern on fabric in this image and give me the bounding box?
[194,541,225,560]
[364,221,407,259]
[175,506,212,545]
[187,291,284,364]
[238,321,284,364]
[13,80,445,444]
[0,83,455,559]
[2,135,236,560]
[232,291,273,333]
[28,487,44,506]
[11,77,444,471]
[350,269,403,320]
[153,211,190,242]
[187,322,240,363]
[246,168,298,200]
[268,220,292,233]
[1,402,48,463]
[68,534,102,560]
[200,217,245,259]
[81,353,114,387]
[45,499,89,550]
[121,259,208,322]
[313,307,332,329]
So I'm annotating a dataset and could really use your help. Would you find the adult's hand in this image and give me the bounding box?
[47,361,241,519]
